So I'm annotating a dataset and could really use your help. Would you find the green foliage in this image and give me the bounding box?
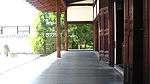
[31,36,45,53]
[31,11,93,54]
[68,24,93,49]
[31,12,58,54]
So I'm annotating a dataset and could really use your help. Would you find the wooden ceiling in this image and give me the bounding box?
[27,0,66,12]
[26,0,93,12]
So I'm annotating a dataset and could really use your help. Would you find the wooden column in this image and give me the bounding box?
[143,0,150,84]
[56,0,61,58]
[108,0,115,66]
[64,10,68,51]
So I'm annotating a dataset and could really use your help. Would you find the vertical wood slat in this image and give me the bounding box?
[64,10,68,51]
[123,0,134,84]
[56,0,61,58]
[123,0,129,66]
[99,7,111,63]
[99,8,107,61]
[99,9,105,56]
[104,10,109,62]
[94,22,98,51]
[108,0,114,66]
[143,0,150,84]
[123,0,130,83]
[94,21,98,51]
[123,1,129,83]
[98,17,100,52]
[128,0,133,66]
[99,13,103,54]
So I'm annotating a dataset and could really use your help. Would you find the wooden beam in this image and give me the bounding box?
[64,10,68,51]
[56,0,61,58]
[68,21,93,24]
[67,3,93,6]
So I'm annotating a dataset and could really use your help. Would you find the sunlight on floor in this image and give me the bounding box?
[0,52,65,84]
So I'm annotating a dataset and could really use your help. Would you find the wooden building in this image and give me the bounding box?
[27,0,150,84]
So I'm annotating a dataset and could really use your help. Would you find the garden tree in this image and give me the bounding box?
[31,11,93,54]
[31,12,58,54]
[69,24,93,49]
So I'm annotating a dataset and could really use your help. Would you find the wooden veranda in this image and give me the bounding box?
[26,0,150,84]
[32,51,123,84]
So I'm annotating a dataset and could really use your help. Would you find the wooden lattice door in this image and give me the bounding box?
[123,0,133,83]
[99,7,110,62]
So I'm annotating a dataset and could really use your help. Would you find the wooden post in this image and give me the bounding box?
[64,10,68,51]
[56,0,61,58]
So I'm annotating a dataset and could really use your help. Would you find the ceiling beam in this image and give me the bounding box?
[68,21,93,24]
[67,3,93,6]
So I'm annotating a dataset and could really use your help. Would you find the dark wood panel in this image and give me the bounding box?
[123,0,133,84]
[133,0,143,84]
[94,1,114,65]
[98,18,101,52]
[99,7,110,62]
[116,0,124,65]
[99,10,104,57]
[123,0,147,84]
[100,0,108,8]
[143,0,150,84]
[108,0,114,66]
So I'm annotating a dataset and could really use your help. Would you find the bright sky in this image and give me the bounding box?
[0,0,38,26]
